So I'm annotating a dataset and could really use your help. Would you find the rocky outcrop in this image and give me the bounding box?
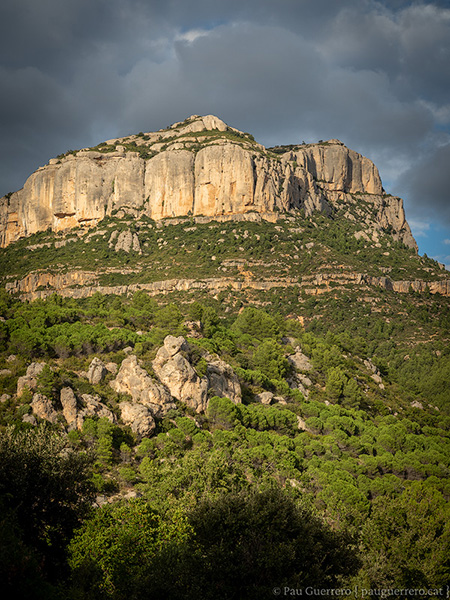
[17,362,45,397]
[0,115,416,250]
[87,357,108,385]
[10,270,450,302]
[109,230,142,253]
[6,270,97,296]
[287,349,313,398]
[288,349,313,372]
[77,393,115,428]
[17,347,240,434]
[206,358,241,403]
[119,402,155,437]
[152,336,208,413]
[286,140,382,195]
[288,373,312,399]
[60,387,78,427]
[31,393,59,424]
[59,387,115,430]
[110,355,176,418]
[152,336,241,413]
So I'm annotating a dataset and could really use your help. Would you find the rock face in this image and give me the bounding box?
[206,358,241,404]
[288,141,382,195]
[119,402,156,437]
[60,387,78,427]
[17,363,45,397]
[152,335,241,413]
[87,357,108,385]
[0,115,416,250]
[152,336,208,413]
[110,355,176,417]
[110,230,142,253]
[7,269,450,302]
[31,393,59,424]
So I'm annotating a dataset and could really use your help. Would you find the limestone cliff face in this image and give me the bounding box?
[0,115,416,250]
[9,269,450,301]
[288,140,382,195]
[144,150,194,220]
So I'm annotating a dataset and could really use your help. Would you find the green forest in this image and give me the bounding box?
[0,287,449,599]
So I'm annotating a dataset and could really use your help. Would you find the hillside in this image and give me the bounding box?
[0,116,449,598]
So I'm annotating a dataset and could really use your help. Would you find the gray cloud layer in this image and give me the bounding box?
[1,0,449,230]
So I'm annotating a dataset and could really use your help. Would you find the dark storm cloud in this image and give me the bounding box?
[398,143,450,226]
[0,0,449,234]
[0,0,171,75]
[322,2,450,105]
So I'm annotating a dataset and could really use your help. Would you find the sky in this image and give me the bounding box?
[1,0,449,266]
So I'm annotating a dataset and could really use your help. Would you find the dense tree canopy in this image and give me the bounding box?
[0,286,448,598]
[0,426,95,597]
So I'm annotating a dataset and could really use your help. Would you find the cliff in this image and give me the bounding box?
[7,269,450,301]
[0,115,416,250]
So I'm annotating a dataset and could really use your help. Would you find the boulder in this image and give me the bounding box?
[105,362,119,374]
[152,336,207,413]
[17,362,45,397]
[114,230,141,254]
[22,414,37,425]
[78,394,115,428]
[206,358,241,404]
[31,393,59,424]
[288,349,312,372]
[60,387,78,429]
[119,402,155,437]
[255,391,274,405]
[87,357,108,385]
[297,416,308,430]
[110,355,175,417]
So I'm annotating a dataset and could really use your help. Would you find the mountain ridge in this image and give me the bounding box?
[0,114,416,250]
